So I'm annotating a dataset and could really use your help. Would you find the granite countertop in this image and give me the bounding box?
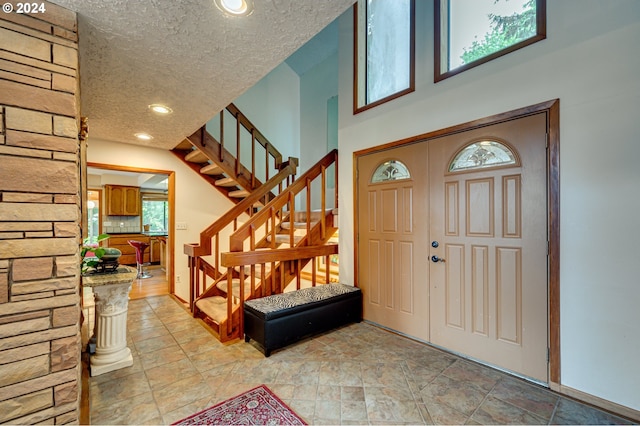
[142,232,168,237]
[82,266,137,287]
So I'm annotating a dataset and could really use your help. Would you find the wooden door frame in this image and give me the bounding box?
[353,99,560,387]
[86,162,177,295]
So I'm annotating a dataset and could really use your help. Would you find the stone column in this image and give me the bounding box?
[0,3,82,424]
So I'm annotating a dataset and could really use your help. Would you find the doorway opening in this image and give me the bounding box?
[86,162,176,297]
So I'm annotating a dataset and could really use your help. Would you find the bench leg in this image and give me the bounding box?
[244,334,250,343]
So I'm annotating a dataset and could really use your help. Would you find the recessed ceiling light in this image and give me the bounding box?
[215,0,253,16]
[135,132,153,141]
[149,104,173,115]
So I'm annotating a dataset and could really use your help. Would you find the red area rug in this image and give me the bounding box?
[172,385,306,425]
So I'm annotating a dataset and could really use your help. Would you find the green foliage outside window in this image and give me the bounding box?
[142,200,168,232]
[460,0,537,65]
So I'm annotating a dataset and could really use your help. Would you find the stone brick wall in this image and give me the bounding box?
[0,2,82,423]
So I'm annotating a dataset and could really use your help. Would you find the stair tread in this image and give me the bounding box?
[291,209,336,222]
[185,149,208,163]
[196,296,228,323]
[267,234,304,244]
[229,189,250,198]
[216,277,261,299]
[216,176,239,187]
[200,163,223,175]
[174,140,192,150]
[280,221,317,230]
[240,264,272,275]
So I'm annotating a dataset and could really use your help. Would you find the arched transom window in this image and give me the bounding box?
[449,140,518,172]
[371,160,411,183]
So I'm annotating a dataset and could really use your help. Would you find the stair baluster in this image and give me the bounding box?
[175,102,339,343]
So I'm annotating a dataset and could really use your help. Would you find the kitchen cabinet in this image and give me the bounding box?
[158,236,167,271]
[150,237,161,263]
[105,185,140,216]
[106,234,149,265]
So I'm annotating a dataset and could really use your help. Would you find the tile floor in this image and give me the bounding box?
[85,295,632,425]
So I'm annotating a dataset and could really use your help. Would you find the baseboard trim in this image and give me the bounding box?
[559,385,640,423]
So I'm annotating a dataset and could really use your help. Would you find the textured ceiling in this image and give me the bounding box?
[50,0,354,150]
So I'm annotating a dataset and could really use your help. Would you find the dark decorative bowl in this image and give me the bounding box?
[101,247,122,261]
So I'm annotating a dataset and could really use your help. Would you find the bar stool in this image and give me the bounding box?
[127,240,152,279]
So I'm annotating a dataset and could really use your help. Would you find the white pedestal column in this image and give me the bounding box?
[83,266,137,376]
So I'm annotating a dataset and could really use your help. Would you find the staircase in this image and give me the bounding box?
[173,103,339,343]
[172,103,297,211]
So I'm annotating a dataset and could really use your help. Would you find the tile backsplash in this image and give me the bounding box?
[104,216,141,233]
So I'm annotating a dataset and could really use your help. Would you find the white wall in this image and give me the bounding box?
[337,0,640,412]
[300,51,339,210]
[234,62,301,162]
[87,138,235,301]
[300,51,338,171]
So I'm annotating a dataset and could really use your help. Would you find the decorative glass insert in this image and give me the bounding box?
[449,140,517,172]
[435,0,546,82]
[354,0,415,113]
[371,160,411,183]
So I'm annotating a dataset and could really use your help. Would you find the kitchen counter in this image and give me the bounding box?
[103,233,166,268]
[141,231,168,237]
[105,233,151,265]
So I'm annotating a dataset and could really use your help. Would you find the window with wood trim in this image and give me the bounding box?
[435,0,546,82]
[354,0,415,114]
[142,192,168,233]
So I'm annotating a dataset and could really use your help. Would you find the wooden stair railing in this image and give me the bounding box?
[172,103,294,208]
[230,149,339,252]
[189,256,222,308]
[177,102,339,343]
[219,244,339,340]
[184,162,298,312]
[201,149,339,339]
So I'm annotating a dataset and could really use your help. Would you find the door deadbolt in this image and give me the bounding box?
[431,241,439,248]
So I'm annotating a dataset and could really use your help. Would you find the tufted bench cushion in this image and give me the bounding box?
[245,283,360,319]
[244,284,362,356]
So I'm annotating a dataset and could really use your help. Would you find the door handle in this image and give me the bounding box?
[431,255,446,263]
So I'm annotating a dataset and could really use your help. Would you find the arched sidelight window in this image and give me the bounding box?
[371,160,411,183]
[449,140,519,172]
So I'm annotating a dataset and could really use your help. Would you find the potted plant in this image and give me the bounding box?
[81,233,119,274]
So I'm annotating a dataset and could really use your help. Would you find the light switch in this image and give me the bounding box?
[176,222,188,230]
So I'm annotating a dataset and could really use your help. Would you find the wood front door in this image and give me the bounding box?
[428,113,548,382]
[356,112,549,383]
[357,143,430,341]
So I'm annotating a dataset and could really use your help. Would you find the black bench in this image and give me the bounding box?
[243,284,362,356]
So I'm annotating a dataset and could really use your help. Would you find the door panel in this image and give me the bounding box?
[355,112,548,383]
[429,113,548,383]
[471,244,489,336]
[466,178,494,236]
[445,244,465,329]
[357,143,430,341]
